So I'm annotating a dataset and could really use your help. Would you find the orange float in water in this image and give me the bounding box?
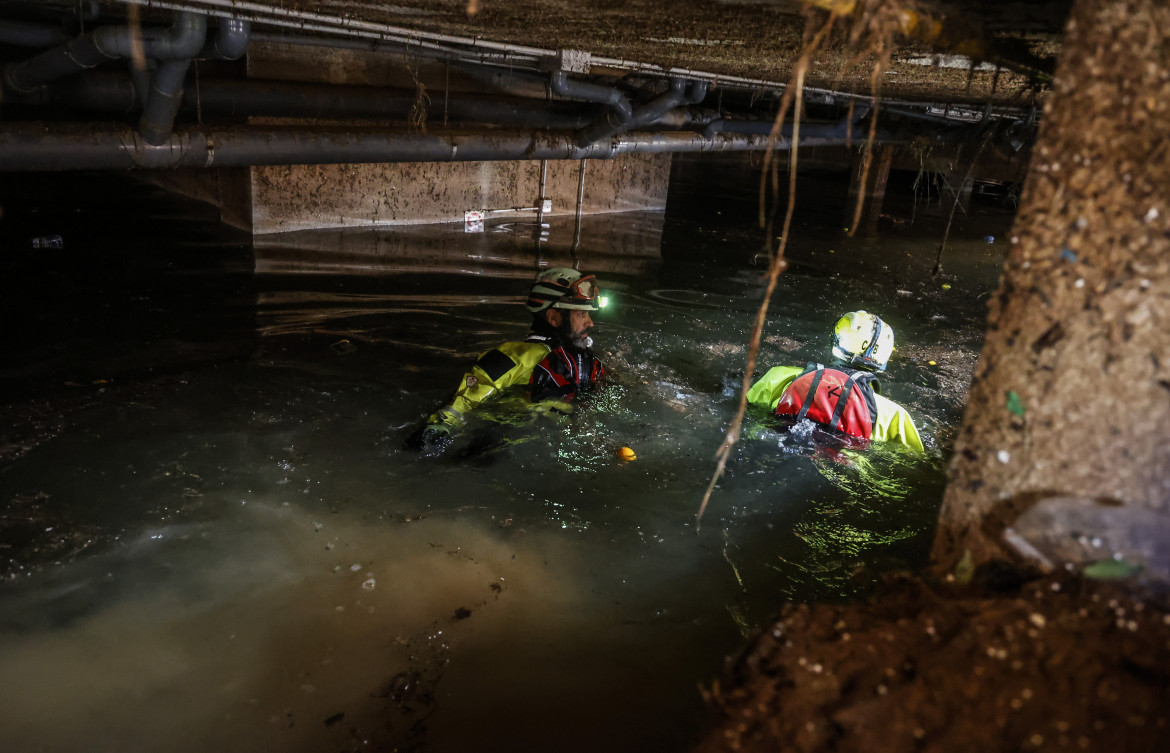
[617,446,637,461]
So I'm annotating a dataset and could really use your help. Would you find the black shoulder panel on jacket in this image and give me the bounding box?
[477,349,517,381]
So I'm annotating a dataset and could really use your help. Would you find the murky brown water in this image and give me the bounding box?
[0,158,1014,752]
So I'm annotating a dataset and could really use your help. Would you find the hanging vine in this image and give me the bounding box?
[696,0,931,529]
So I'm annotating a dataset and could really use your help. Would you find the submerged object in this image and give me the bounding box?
[617,446,636,461]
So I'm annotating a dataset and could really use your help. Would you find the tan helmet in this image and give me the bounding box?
[525,267,601,313]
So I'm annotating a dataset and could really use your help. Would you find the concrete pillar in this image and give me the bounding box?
[240,43,672,233]
[935,160,975,216]
[140,168,254,232]
[845,144,894,233]
[143,42,674,234]
[247,152,670,234]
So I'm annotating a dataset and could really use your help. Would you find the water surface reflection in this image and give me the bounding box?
[0,167,1012,752]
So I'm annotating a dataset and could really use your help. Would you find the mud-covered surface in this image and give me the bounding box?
[697,573,1170,753]
[53,0,1068,102]
[933,0,1170,572]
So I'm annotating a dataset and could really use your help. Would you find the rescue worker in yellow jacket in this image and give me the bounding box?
[408,267,605,449]
[747,311,924,453]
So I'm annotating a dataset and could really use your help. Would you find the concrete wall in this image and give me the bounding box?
[248,154,671,234]
[138,168,254,232]
[238,42,671,234]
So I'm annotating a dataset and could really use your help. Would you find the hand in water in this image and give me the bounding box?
[405,423,451,451]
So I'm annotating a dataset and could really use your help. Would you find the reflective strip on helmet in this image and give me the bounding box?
[860,316,883,363]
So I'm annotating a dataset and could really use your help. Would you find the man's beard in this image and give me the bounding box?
[559,321,592,349]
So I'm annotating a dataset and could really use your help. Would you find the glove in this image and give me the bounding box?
[406,423,451,451]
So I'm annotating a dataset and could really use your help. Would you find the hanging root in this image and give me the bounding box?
[699,0,928,529]
[698,12,837,530]
[408,66,431,134]
[931,128,995,276]
[848,49,890,236]
[840,0,913,236]
[127,4,146,72]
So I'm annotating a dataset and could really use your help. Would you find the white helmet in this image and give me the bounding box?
[831,311,894,371]
[525,267,602,313]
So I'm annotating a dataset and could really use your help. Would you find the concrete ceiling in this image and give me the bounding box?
[23,0,1070,102]
[0,1,1067,171]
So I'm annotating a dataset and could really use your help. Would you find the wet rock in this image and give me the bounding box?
[1005,496,1170,589]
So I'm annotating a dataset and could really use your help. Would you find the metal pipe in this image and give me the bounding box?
[138,13,207,146]
[13,72,601,128]
[704,103,870,139]
[703,118,779,138]
[571,159,586,264]
[0,19,70,48]
[116,0,790,97]
[204,16,250,60]
[574,77,681,146]
[3,10,207,93]
[576,78,707,147]
[112,0,1038,120]
[120,0,549,59]
[550,71,632,129]
[0,124,805,170]
[139,58,196,145]
[534,158,548,256]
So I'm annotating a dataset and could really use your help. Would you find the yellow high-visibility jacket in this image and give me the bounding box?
[428,340,554,427]
[746,364,925,453]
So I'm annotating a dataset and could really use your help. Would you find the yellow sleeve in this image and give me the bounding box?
[747,365,805,411]
[428,342,550,426]
[872,393,925,453]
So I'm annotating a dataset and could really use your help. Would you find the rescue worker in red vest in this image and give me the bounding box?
[408,267,605,449]
[747,311,924,453]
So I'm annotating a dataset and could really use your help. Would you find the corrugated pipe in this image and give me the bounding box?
[576,78,707,147]
[0,19,70,48]
[0,124,800,170]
